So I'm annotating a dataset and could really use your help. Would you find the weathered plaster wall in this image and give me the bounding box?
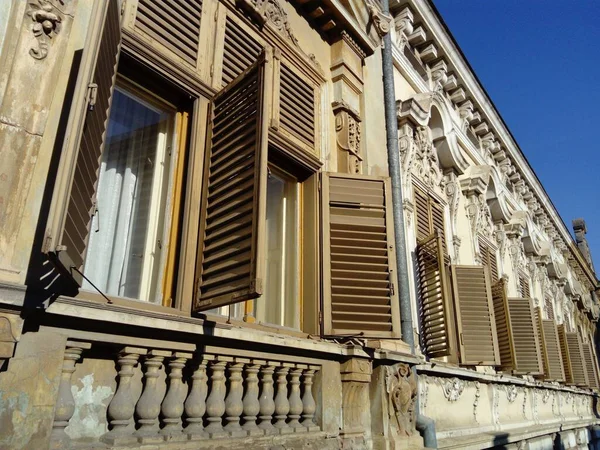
[0,330,66,449]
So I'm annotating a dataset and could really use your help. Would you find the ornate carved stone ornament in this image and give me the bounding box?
[505,385,518,403]
[473,381,480,423]
[385,364,417,436]
[333,101,362,174]
[27,0,64,60]
[238,0,297,43]
[402,199,414,228]
[443,172,461,261]
[494,223,507,258]
[440,377,465,402]
[492,386,500,425]
[367,2,392,38]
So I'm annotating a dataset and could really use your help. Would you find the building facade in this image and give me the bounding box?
[0,0,598,449]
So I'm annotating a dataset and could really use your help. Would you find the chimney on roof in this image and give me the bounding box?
[572,218,595,272]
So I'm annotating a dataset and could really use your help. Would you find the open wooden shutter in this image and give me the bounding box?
[479,239,498,282]
[451,265,500,365]
[558,325,588,386]
[582,341,599,389]
[222,18,262,87]
[545,297,555,320]
[536,308,565,381]
[519,273,530,298]
[321,173,400,337]
[493,279,543,374]
[135,0,202,65]
[414,188,430,243]
[417,232,455,358]
[194,51,272,311]
[58,0,121,278]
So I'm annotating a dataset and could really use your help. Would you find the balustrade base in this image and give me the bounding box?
[100,433,138,446]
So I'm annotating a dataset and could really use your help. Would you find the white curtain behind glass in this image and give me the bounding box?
[83,88,167,302]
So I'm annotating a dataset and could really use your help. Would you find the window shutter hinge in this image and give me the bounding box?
[56,244,67,252]
[42,230,53,253]
[87,83,98,111]
[318,178,322,192]
[319,309,323,324]
[460,333,464,345]
[390,282,395,296]
[210,64,214,78]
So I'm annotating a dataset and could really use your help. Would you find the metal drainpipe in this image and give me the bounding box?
[379,0,437,447]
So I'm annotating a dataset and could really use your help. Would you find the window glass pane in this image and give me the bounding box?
[83,87,175,303]
[254,171,299,329]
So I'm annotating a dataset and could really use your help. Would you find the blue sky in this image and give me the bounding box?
[432,0,600,271]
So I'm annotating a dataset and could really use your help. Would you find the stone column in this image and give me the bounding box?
[160,352,192,440]
[224,359,247,437]
[242,362,263,436]
[185,356,212,440]
[287,366,304,431]
[50,341,91,447]
[274,363,293,433]
[102,347,147,446]
[301,366,320,432]
[258,361,277,434]
[204,357,230,438]
[134,350,170,443]
[339,358,372,448]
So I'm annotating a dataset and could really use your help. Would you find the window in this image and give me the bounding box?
[558,325,588,386]
[519,272,531,298]
[414,184,446,249]
[479,238,498,283]
[82,82,178,303]
[536,306,565,382]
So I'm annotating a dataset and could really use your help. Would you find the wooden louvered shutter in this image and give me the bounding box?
[536,308,565,381]
[451,266,499,365]
[417,232,455,358]
[194,51,272,311]
[558,325,588,386]
[277,62,316,148]
[545,297,555,320]
[58,0,121,278]
[430,201,446,252]
[519,273,530,298]
[582,341,599,389]
[135,0,202,65]
[321,173,400,337]
[479,239,498,282]
[222,18,262,87]
[493,279,543,374]
[414,187,430,243]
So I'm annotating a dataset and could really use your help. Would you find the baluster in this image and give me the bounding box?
[51,341,91,445]
[224,359,247,437]
[288,366,304,431]
[102,347,147,445]
[301,366,319,432]
[242,361,263,436]
[185,356,211,440]
[134,350,169,443]
[160,352,192,440]
[274,363,293,433]
[205,357,230,438]
[258,362,277,434]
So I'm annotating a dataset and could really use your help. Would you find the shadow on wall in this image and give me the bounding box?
[491,433,510,449]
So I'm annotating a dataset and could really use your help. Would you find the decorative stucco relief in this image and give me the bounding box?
[367,2,392,38]
[333,101,362,174]
[385,364,417,436]
[443,173,461,261]
[492,386,500,425]
[440,377,465,402]
[505,384,518,403]
[473,381,480,423]
[27,0,64,60]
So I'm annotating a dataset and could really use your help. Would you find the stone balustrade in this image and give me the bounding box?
[50,341,321,448]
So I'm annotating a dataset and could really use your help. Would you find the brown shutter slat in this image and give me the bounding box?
[414,187,430,243]
[536,309,565,381]
[61,0,121,274]
[430,201,446,252]
[322,173,400,338]
[558,325,588,386]
[279,63,315,147]
[582,342,599,389]
[222,19,262,86]
[194,52,271,311]
[519,273,530,298]
[417,232,455,358]
[451,265,500,365]
[545,297,555,320]
[135,0,202,65]
[492,279,512,369]
[479,239,498,282]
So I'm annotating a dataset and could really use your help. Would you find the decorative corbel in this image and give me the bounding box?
[494,222,507,258]
[505,221,525,272]
[27,0,64,60]
[457,100,474,131]
[403,199,414,229]
[367,2,392,38]
[459,166,491,250]
[394,7,414,50]
[237,0,299,47]
[333,101,362,174]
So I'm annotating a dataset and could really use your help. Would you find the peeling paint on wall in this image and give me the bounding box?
[67,373,113,439]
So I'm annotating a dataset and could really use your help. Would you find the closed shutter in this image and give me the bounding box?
[519,273,530,298]
[536,308,565,381]
[321,173,400,337]
[414,188,430,243]
[135,0,202,65]
[417,232,455,358]
[582,342,599,389]
[558,325,588,386]
[451,265,500,365]
[493,281,543,374]
[279,62,315,148]
[545,297,555,320]
[222,18,262,87]
[194,51,272,311]
[60,0,122,277]
[479,239,498,282]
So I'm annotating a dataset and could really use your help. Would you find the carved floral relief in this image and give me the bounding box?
[27,0,64,60]
[385,364,417,436]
